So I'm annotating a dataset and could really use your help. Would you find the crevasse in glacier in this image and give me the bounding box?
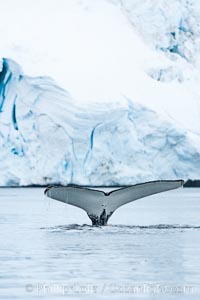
[118,0,200,86]
[0,58,200,186]
[119,0,200,63]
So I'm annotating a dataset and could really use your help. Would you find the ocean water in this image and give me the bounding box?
[0,187,200,299]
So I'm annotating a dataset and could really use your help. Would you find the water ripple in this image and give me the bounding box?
[41,224,200,232]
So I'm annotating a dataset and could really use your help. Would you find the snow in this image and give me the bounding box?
[0,0,200,185]
[0,0,152,102]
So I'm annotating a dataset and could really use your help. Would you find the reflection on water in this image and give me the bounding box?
[0,188,200,299]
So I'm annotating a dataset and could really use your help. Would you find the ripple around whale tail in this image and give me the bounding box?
[40,224,200,233]
[44,180,184,226]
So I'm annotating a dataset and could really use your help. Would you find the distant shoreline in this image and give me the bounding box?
[183,180,200,187]
[0,180,199,188]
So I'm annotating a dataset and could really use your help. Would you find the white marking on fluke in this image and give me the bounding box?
[44,180,184,226]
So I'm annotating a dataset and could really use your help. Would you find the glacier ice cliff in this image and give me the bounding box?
[0,58,200,186]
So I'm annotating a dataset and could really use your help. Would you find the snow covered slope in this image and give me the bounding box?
[0,0,200,185]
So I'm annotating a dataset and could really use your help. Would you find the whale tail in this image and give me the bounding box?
[44,180,184,226]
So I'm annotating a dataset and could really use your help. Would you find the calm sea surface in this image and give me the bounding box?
[0,188,200,299]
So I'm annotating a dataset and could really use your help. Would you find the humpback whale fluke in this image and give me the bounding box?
[44,180,184,226]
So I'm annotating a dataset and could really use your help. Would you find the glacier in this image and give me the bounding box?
[0,58,200,186]
[118,0,200,64]
[0,0,200,185]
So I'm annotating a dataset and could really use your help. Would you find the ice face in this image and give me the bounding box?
[0,58,199,186]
